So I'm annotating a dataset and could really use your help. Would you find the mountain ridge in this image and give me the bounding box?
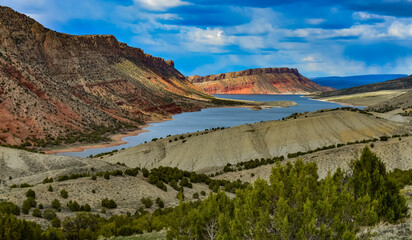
[0,6,213,146]
[312,75,412,99]
[311,74,408,89]
[189,67,333,94]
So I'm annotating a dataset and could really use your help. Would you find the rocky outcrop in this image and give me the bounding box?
[189,68,333,94]
[0,6,211,145]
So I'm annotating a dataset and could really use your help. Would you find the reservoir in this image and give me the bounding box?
[58,95,349,157]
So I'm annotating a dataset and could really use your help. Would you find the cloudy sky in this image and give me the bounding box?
[3,0,412,77]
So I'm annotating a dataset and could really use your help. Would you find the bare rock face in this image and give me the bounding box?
[189,68,334,94]
[0,6,211,145]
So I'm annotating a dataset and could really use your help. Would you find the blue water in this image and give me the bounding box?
[58,95,349,157]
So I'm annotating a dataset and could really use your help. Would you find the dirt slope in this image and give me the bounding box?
[104,109,411,172]
[215,136,412,182]
[0,146,119,184]
[313,75,412,99]
[367,90,412,113]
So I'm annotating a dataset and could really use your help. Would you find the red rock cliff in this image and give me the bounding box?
[0,6,211,145]
[189,68,334,94]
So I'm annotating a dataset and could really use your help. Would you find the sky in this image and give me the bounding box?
[3,0,412,77]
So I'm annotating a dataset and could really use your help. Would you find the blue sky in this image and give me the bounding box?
[3,0,412,77]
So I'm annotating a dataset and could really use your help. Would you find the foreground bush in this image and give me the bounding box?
[167,146,408,239]
[0,201,20,215]
[0,147,408,240]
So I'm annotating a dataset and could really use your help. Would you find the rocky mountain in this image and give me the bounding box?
[0,6,213,146]
[189,67,333,94]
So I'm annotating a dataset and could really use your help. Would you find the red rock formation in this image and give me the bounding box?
[0,6,211,145]
[189,68,334,94]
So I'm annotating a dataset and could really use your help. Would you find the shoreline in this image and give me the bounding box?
[44,126,150,155]
[304,95,364,107]
[43,97,322,156]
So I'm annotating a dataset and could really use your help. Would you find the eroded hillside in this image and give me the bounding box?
[103,109,411,172]
[0,6,213,146]
[189,67,333,94]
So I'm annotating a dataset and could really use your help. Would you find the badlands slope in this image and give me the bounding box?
[0,147,212,221]
[215,135,412,182]
[104,109,411,172]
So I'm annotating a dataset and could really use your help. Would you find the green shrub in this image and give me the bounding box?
[124,168,139,176]
[60,189,68,199]
[43,209,57,220]
[67,200,80,212]
[57,175,69,182]
[156,197,164,208]
[48,185,53,192]
[170,180,180,191]
[26,189,36,199]
[84,203,91,212]
[20,183,32,188]
[156,180,167,191]
[192,192,199,199]
[351,146,408,223]
[142,168,149,177]
[42,177,53,184]
[51,217,61,228]
[380,136,389,141]
[0,201,20,215]
[51,199,61,212]
[141,197,153,208]
[0,212,44,239]
[32,208,42,218]
[388,168,412,188]
[180,178,192,188]
[101,198,117,209]
[22,198,36,214]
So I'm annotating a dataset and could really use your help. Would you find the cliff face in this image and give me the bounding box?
[189,68,333,94]
[0,6,211,145]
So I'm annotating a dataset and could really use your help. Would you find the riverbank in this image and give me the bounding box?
[44,127,150,155]
[313,90,407,107]
[45,99,298,155]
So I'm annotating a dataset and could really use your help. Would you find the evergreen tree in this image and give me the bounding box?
[350,146,408,222]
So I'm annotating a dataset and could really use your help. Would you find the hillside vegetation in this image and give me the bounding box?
[1,147,411,239]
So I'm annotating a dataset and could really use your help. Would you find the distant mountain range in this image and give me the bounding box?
[313,75,412,99]
[189,68,333,94]
[311,74,408,89]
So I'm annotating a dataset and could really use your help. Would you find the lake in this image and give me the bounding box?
[58,95,350,157]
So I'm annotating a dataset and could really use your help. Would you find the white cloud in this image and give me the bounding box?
[306,18,326,25]
[387,21,412,38]
[188,28,227,45]
[134,0,190,11]
[352,12,386,21]
[302,56,317,62]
